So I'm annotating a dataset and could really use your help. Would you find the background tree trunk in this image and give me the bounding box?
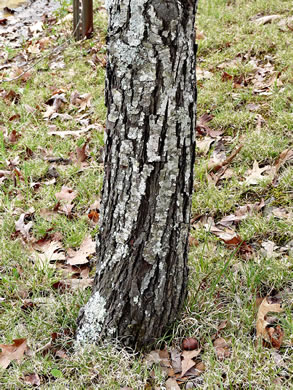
[76,0,197,349]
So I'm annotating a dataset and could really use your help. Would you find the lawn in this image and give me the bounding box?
[0,0,292,388]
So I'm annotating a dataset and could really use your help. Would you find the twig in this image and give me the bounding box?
[209,144,243,173]
[193,270,214,300]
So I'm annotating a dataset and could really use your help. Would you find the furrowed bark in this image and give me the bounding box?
[76,0,197,349]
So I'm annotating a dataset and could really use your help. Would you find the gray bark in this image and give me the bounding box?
[76,0,197,349]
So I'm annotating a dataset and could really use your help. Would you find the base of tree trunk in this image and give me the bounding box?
[76,0,197,349]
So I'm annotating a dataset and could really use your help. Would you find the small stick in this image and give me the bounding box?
[209,144,243,173]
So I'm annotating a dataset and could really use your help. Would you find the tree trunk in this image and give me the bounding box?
[76,0,197,349]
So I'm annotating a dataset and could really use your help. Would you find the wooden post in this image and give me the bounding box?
[82,0,93,39]
[73,0,82,41]
[73,0,93,41]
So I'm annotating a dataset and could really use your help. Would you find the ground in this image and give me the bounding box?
[0,0,292,388]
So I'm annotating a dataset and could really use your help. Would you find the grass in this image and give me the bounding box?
[0,0,292,388]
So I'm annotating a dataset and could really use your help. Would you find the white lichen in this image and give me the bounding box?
[147,134,161,162]
[76,291,109,344]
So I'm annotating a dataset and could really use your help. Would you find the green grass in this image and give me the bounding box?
[0,0,292,388]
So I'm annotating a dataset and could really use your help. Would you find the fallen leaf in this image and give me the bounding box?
[21,301,38,312]
[272,351,285,367]
[55,186,77,202]
[165,378,180,390]
[76,142,88,163]
[38,37,52,49]
[48,128,92,138]
[222,71,233,81]
[52,280,85,292]
[252,15,281,25]
[222,234,253,258]
[59,202,75,217]
[27,43,41,54]
[271,207,292,221]
[261,241,278,258]
[246,103,260,111]
[159,348,169,360]
[209,224,238,241]
[50,60,66,70]
[235,199,265,217]
[54,186,77,217]
[267,325,284,349]
[196,30,205,40]
[170,348,182,374]
[209,223,253,259]
[1,89,21,103]
[39,208,57,221]
[207,128,224,138]
[217,57,241,69]
[15,214,33,240]
[218,199,265,227]
[0,339,28,369]
[144,350,162,366]
[188,236,199,247]
[55,262,90,279]
[221,234,243,246]
[70,91,92,111]
[196,67,213,81]
[50,113,73,121]
[55,349,69,359]
[33,240,66,268]
[197,137,214,154]
[181,349,201,377]
[43,93,67,119]
[278,16,293,32]
[271,149,293,184]
[8,130,21,144]
[217,320,228,332]
[253,89,273,96]
[213,338,231,360]
[29,20,43,34]
[89,199,100,211]
[43,105,57,119]
[23,373,41,386]
[194,361,205,374]
[196,113,214,135]
[0,170,11,177]
[144,349,172,374]
[218,214,247,227]
[245,161,271,185]
[256,297,284,349]
[66,278,94,290]
[232,74,247,89]
[67,236,96,265]
[88,210,99,223]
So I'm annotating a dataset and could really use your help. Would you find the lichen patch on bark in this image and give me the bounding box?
[76,291,109,344]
